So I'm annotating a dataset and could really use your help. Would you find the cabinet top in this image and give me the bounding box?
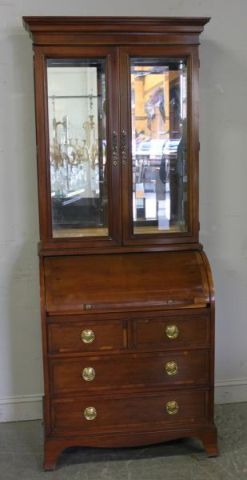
[23,16,210,36]
[23,16,210,48]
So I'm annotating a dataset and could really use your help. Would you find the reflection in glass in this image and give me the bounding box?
[47,59,108,238]
[131,58,188,234]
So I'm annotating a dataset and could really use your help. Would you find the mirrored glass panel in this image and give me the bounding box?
[131,58,188,235]
[47,59,108,238]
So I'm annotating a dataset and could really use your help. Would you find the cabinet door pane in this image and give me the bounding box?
[131,58,187,235]
[47,59,108,238]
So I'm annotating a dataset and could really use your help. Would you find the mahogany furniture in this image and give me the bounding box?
[23,16,218,470]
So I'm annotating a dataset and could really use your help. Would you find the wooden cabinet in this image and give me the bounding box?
[23,16,218,470]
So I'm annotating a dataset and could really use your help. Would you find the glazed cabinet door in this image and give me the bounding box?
[119,46,199,246]
[34,46,121,248]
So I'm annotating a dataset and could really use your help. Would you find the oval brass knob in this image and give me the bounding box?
[84,406,97,421]
[82,367,96,382]
[165,361,178,376]
[165,324,179,340]
[166,401,179,415]
[81,329,95,344]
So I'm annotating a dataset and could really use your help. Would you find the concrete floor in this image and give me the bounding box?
[1,403,247,479]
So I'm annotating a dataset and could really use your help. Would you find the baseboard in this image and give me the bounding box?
[0,394,43,423]
[215,378,247,404]
[0,380,247,422]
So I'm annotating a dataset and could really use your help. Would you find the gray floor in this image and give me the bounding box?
[1,403,247,479]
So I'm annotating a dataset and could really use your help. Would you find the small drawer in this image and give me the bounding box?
[51,389,209,433]
[134,313,210,350]
[48,320,127,354]
[50,350,209,394]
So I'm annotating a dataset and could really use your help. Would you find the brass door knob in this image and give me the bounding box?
[165,361,178,376]
[84,406,97,420]
[81,329,95,344]
[165,324,179,340]
[166,401,179,415]
[81,367,96,382]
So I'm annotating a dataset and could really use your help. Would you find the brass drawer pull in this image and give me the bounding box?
[81,329,95,344]
[165,361,178,376]
[165,324,179,340]
[166,401,179,415]
[81,367,96,382]
[84,406,97,421]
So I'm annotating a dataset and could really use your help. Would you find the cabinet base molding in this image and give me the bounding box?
[44,425,218,471]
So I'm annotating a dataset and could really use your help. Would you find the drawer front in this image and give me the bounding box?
[48,320,127,353]
[50,351,209,394]
[134,314,210,350]
[51,390,209,433]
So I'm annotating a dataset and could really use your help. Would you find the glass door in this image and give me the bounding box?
[120,47,197,245]
[40,47,121,245]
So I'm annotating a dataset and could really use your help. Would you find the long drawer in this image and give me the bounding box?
[50,350,209,394]
[51,390,209,433]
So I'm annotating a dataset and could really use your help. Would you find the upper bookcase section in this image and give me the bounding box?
[23,17,210,254]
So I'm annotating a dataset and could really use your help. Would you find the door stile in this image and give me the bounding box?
[108,47,122,244]
[119,48,133,243]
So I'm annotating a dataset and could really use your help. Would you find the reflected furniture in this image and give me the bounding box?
[23,16,218,470]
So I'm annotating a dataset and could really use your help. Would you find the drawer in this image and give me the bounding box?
[51,390,209,433]
[134,313,210,350]
[48,320,127,353]
[50,350,209,394]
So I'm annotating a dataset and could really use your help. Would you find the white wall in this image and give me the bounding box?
[0,0,247,421]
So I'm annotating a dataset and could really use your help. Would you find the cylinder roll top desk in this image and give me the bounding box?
[23,16,218,470]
